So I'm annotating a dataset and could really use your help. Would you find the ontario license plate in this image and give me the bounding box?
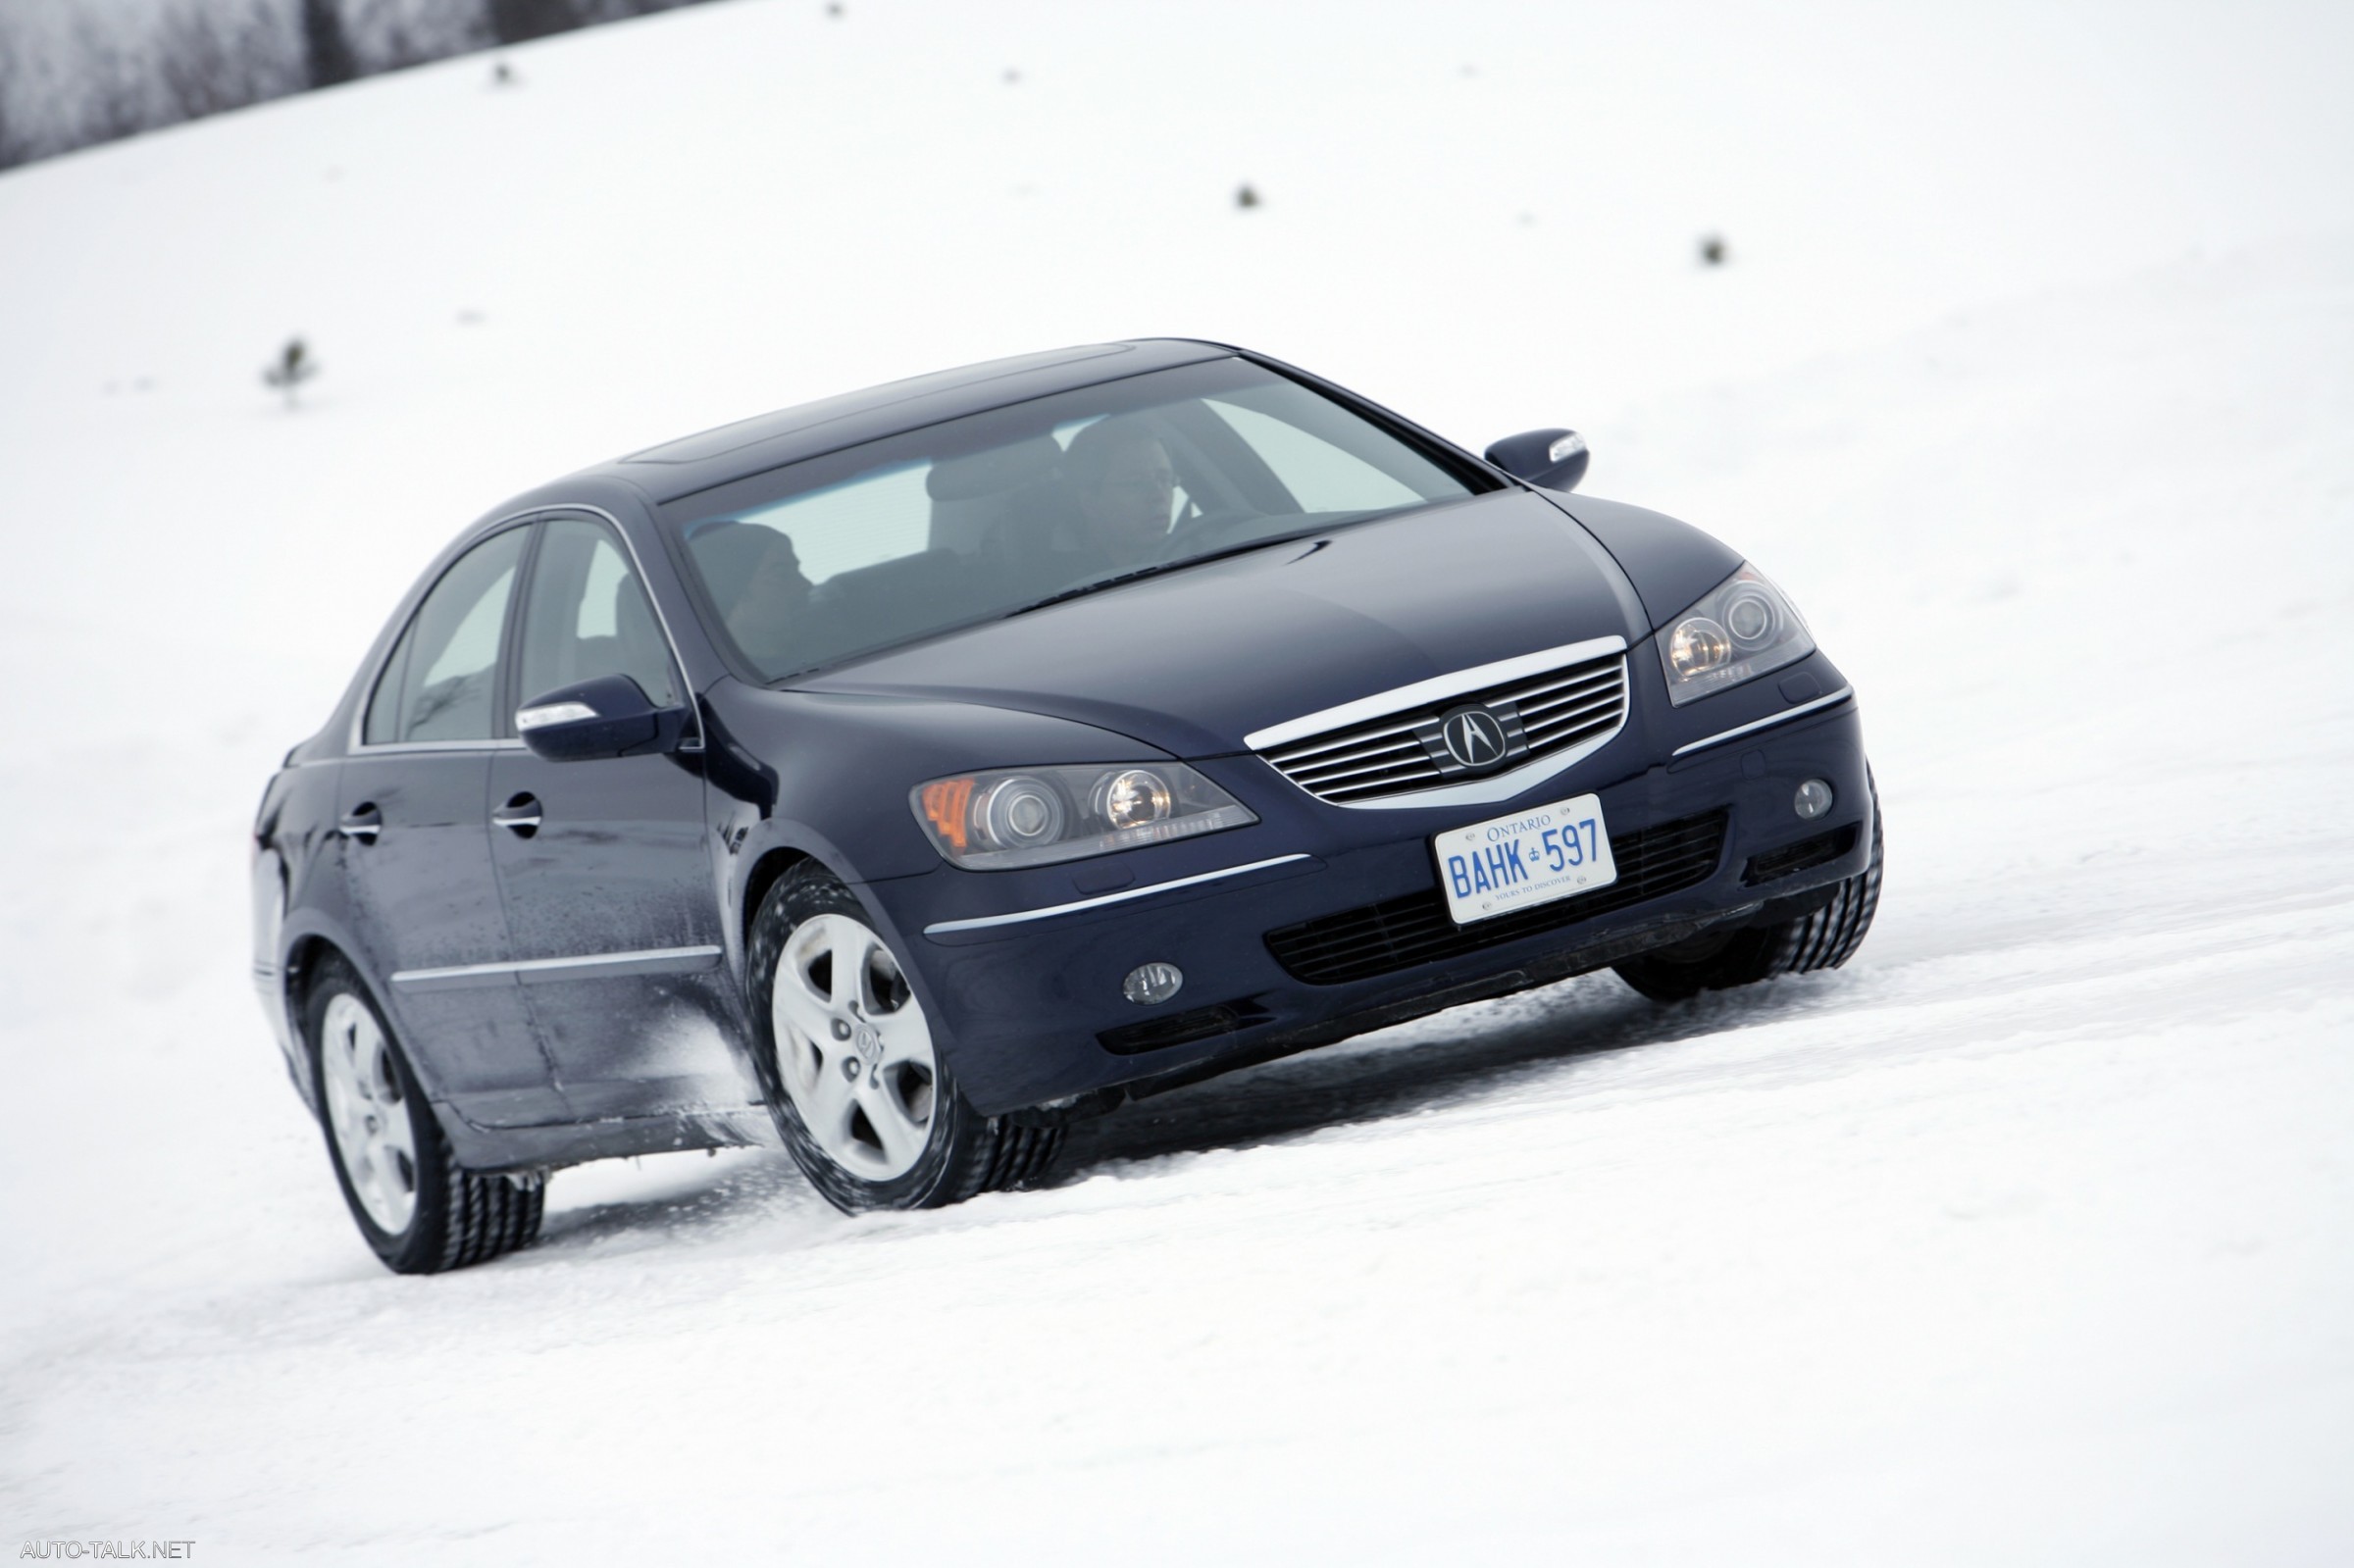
[1434,793,1618,925]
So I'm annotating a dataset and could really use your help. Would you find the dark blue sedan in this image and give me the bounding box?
[251,340,1880,1271]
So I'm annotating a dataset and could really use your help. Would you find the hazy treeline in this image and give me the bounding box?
[0,0,721,170]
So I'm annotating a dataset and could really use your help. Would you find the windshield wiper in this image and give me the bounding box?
[1005,531,1330,617]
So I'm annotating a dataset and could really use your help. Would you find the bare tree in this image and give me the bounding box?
[350,0,492,74]
[64,11,167,148]
[301,0,360,89]
[0,29,36,169]
[486,0,587,46]
[0,0,728,173]
[0,11,86,170]
[157,2,302,123]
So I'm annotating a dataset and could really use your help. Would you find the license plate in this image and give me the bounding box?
[1434,793,1618,925]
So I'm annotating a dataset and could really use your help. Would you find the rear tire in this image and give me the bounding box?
[1614,775,1884,1002]
[305,956,544,1274]
[748,862,1060,1213]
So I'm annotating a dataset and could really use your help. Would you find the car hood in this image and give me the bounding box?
[793,489,1650,757]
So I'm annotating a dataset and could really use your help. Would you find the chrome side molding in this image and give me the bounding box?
[1670,687,1855,758]
[924,854,1313,936]
[390,944,725,991]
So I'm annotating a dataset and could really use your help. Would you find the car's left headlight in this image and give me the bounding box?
[911,763,1258,870]
[1656,564,1816,706]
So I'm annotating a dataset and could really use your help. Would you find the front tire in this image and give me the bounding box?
[305,956,544,1274]
[748,863,1060,1213]
[1614,777,1884,1002]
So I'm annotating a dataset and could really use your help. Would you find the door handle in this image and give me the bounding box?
[491,793,542,838]
[338,804,382,842]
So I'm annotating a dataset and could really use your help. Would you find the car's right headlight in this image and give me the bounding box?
[1656,564,1816,705]
[911,763,1257,870]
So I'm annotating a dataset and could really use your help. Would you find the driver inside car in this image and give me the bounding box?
[1069,417,1178,566]
[986,416,1178,589]
[691,518,815,670]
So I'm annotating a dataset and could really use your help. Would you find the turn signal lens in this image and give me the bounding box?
[918,777,976,855]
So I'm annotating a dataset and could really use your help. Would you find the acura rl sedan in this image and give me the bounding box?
[250,339,1880,1272]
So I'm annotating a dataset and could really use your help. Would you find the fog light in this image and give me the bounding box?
[1122,962,1184,1005]
[1794,779,1834,820]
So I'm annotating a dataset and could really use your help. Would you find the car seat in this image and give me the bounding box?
[926,435,1063,556]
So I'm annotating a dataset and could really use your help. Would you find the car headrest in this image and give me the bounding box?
[687,520,773,615]
[925,436,1062,502]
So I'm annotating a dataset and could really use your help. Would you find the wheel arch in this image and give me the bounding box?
[276,928,460,1129]
[725,814,916,966]
[276,932,342,1112]
[731,838,934,1017]
[740,845,816,952]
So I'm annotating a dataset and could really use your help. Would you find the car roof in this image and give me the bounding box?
[587,337,1237,505]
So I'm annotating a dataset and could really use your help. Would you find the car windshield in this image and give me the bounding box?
[660,357,1491,682]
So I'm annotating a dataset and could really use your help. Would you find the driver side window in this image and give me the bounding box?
[514,517,679,711]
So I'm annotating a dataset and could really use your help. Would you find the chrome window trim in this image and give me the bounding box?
[348,738,527,755]
[346,518,534,756]
[347,504,702,756]
[1670,687,1855,758]
[1243,634,1627,751]
[390,943,725,990]
[922,853,1313,936]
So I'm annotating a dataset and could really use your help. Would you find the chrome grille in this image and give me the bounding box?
[1258,650,1629,804]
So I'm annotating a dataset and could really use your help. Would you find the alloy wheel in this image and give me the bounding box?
[770,913,939,1181]
[320,991,420,1234]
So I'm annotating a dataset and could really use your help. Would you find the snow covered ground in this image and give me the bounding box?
[3,1,2352,1560]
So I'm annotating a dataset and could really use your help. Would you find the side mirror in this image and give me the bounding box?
[516,674,690,762]
[1484,428,1589,493]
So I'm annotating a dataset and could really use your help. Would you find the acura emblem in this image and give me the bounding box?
[1439,706,1509,770]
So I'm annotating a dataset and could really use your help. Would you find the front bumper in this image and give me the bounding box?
[860,686,1872,1118]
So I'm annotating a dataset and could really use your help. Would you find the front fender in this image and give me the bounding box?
[699,678,1173,901]
[714,814,908,975]
[700,680,1172,1087]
